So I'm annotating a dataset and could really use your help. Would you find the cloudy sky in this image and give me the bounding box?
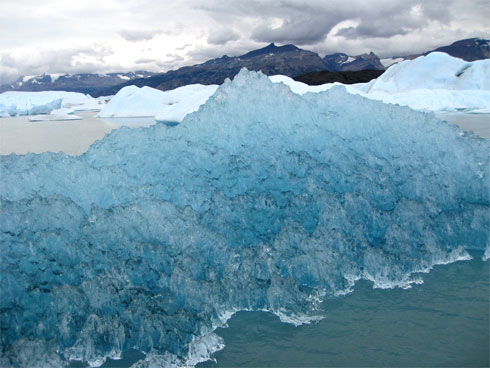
[1,0,489,84]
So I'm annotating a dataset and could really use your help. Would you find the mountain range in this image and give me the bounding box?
[1,38,488,97]
[0,71,156,96]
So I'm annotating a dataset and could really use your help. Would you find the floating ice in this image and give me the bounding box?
[270,53,490,113]
[361,53,490,112]
[366,52,490,93]
[50,108,75,115]
[28,114,82,122]
[0,91,104,117]
[0,69,488,367]
[98,84,218,122]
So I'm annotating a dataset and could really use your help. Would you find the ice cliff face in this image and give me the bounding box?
[1,69,489,367]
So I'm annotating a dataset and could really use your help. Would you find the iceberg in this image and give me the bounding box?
[270,53,490,113]
[0,91,104,117]
[365,52,490,93]
[361,52,490,112]
[0,69,488,367]
[0,93,62,116]
[97,84,218,123]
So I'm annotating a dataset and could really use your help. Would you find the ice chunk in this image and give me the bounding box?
[28,114,82,122]
[483,245,490,261]
[98,84,218,122]
[50,107,75,115]
[0,69,488,367]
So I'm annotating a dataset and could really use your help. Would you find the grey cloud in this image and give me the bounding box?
[336,3,432,39]
[207,29,240,45]
[251,16,337,45]
[1,0,489,84]
[194,0,480,46]
[0,45,114,85]
[134,58,156,64]
[119,29,163,42]
[176,44,193,51]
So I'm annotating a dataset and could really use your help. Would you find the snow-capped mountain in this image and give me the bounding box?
[0,71,156,96]
[323,52,385,72]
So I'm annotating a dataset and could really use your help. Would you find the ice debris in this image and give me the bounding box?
[1,69,489,367]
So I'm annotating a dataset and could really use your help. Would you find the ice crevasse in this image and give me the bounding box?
[0,69,489,367]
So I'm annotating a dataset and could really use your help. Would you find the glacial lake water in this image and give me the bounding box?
[86,251,488,368]
[198,251,489,367]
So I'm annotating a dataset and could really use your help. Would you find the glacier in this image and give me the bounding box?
[0,69,489,367]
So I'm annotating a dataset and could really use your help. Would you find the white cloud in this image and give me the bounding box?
[119,29,163,42]
[0,0,488,84]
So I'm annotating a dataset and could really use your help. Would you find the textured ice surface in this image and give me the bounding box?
[1,69,489,367]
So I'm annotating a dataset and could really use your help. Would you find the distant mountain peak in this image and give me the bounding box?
[241,43,300,59]
[323,51,384,72]
[428,37,489,61]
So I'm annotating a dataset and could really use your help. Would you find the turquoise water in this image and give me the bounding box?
[199,253,489,367]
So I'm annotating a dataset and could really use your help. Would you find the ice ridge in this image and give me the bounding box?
[0,69,489,367]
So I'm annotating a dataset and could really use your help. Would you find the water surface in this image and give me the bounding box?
[199,253,489,367]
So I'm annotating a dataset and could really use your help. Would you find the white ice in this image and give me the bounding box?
[0,91,106,117]
[97,84,218,122]
[270,52,490,113]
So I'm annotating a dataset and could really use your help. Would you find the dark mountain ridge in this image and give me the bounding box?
[427,38,489,61]
[294,69,385,85]
[0,71,156,96]
[323,52,385,72]
[101,43,327,96]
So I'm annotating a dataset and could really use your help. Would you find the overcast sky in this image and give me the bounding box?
[1,0,489,84]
